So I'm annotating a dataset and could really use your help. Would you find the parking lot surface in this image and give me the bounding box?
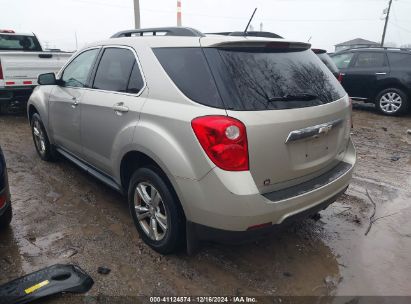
[0,104,410,300]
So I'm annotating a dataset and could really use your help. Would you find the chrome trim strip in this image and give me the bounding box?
[285,118,343,143]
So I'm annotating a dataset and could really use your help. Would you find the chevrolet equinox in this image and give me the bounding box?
[27,27,356,254]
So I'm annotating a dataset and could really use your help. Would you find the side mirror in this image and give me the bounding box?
[38,73,57,85]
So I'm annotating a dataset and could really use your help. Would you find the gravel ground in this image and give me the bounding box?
[0,103,410,302]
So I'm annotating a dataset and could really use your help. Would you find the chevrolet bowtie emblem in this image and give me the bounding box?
[318,124,333,134]
[285,118,343,143]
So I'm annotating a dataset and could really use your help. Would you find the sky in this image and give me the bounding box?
[1,0,411,52]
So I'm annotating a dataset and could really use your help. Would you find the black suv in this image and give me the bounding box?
[331,48,411,116]
[0,146,12,229]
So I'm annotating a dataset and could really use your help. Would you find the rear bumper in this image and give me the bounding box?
[0,185,11,217]
[188,186,347,243]
[0,163,11,215]
[176,139,356,232]
[0,86,35,103]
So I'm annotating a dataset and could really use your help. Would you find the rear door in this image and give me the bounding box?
[49,48,100,157]
[341,51,389,99]
[203,44,351,192]
[80,46,146,176]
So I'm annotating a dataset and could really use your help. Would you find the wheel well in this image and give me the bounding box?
[28,105,38,122]
[120,151,186,220]
[373,83,409,102]
[120,151,166,193]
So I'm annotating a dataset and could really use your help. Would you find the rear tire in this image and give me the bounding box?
[0,204,12,229]
[30,113,57,161]
[375,88,409,116]
[0,103,9,115]
[128,166,185,254]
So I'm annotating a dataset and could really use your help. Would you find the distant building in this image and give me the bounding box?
[335,38,379,52]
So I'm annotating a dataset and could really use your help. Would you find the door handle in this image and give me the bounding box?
[112,103,129,114]
[71,97,79,108]
[375,72,387,75]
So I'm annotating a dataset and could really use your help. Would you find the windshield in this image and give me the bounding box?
[204,47,346,110]
[0,34,42,51]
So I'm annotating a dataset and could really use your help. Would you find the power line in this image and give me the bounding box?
[390,21,411,34]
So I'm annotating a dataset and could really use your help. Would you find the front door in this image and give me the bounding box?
[48,48,100,157]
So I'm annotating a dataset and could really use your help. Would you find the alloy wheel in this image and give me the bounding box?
[134,182,168,241]
[33,120,46,154]
[379,92,402,114]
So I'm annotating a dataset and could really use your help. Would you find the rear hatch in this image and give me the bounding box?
[201,39,351,192]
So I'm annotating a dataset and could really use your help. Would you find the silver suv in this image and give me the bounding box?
[27,27,356,254]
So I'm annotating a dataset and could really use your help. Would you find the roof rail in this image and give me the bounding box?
[340,46,411,52]
[111,27,205,38]
[208,31,283,39]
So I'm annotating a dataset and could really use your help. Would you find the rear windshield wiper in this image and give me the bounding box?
[267,93,318,102]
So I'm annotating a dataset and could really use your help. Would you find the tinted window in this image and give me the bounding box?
[388,53,411,68]
[205,48,346,110]
[354,52,385,68]
[93,48,136,92]
[153,48,223,108]
[317,53,339,75]
[332,53,354,69]
[127,62,145,94]
[0,34,42,51]
[62,49,99,87]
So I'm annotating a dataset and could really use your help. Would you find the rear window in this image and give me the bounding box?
[0,34,42,51]
[316,53,339,75]
[154,47,346,111]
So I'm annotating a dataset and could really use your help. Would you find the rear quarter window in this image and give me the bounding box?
[153,48,224,108]
[388,53,411,68]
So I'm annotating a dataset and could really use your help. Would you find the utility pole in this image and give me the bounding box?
[381,0,393,47]
[74,31,78,50]
[133,0,140,29]
[177,0,182,27]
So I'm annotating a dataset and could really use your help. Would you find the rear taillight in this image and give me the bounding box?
[338,72,344,83]
[0,60,3,80]
[349,97,353,129]
[0,192,6,209]
[191,116,249,171]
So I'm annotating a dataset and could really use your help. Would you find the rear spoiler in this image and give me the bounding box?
[209,41,311,50]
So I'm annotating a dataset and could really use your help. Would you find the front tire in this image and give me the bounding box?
[0,204,12,229]
[30,113,57,161]
[128,167,184,254]
[375,88,409,116]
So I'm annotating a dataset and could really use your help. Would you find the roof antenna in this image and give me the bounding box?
[244,8,257,36]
